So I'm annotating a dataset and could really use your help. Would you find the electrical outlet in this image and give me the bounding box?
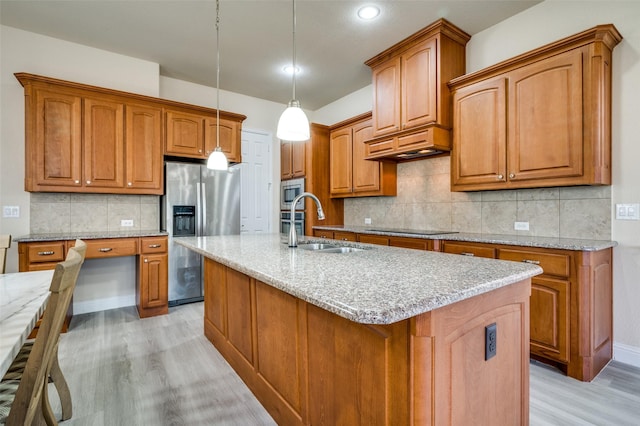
[121,219,134,227]
[514,221,529,231]
[485,323,497,360]
[364,217,372,225]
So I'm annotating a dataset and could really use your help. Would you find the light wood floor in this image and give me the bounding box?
[50,302,640,425]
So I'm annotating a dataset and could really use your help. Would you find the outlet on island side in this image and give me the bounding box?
[485,323,497,360]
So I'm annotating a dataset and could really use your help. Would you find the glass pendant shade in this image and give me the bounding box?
[207,146,228,171]
[277,100,310,142]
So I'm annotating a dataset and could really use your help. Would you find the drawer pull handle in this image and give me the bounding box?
[148,244,161,248]
[37,251,55,256]
[99,248,113,252]
[522,259,540,265]
[461,252,475,257]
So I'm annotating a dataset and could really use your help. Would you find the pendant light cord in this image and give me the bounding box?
[291,0,296,102]
[216,0,221,149]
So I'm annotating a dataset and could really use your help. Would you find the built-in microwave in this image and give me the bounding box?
[280,177,305,210]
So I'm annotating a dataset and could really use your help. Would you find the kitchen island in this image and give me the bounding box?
[176,234,542,425]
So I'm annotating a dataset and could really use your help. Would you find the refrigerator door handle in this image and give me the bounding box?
[197,182,203,236]
[201,182,207,236]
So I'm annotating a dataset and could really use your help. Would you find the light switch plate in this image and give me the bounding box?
[3,206,19,218]
[121,219,134,227]
[616,203,640,220]
[514,221,529,231]
[364,217,372,225]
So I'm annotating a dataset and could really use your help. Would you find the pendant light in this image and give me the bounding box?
[207,0,228,171]
[276,0,310,142]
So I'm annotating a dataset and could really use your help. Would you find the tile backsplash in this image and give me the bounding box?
[344,156,611,240]
[30,193,160,234]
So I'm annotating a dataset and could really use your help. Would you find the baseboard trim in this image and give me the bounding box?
[613,342,640,368]
[73,295,135,315]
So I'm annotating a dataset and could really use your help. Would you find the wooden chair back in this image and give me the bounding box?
[5,247,84,425]
[0,234,11,274]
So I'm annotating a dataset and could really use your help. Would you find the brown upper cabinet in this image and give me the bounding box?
[280,140,306,180]
[363,19,470,161]
[16,73,245,195]
[449,24,622,191]
[329,112,396,198]
[165,107,243,164]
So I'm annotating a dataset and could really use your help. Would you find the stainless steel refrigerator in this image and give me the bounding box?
[161,161,241,306]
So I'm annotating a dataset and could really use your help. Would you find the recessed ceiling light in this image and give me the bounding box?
[357,5,380,20]
[283,65,301,75]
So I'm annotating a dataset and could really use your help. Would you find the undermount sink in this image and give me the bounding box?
[295,242,365,253]
[297,243,339,251]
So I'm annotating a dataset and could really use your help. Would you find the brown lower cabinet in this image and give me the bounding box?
[18,236,168,333]
[204,258,531,425]
[442,240,612,382]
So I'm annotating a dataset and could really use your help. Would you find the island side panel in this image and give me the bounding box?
[415,278,531,425]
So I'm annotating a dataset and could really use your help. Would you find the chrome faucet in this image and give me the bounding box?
[289,192,325,247]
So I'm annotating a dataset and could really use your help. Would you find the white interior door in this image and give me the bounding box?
[240,129,272,233]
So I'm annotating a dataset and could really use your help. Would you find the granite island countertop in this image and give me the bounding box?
[313,225,617,251]
[14,230,168,242]
[176,233,542,325]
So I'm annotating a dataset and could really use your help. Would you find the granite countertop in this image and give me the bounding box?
[14,230,168,242]
[175,233,542,325]
[313,225,617,251]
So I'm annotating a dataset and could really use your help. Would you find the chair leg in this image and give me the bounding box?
[49,348,72,420]
[41,378,57,426]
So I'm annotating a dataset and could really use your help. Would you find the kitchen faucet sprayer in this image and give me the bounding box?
[289,192,325,247]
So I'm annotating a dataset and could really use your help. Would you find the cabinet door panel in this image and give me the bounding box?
[451,77,507,189]
[126,104,162,191]
[508,49,583,181]
[352,120,380,193]
[291,142,306,178]
[530,277,570,362]
[329,127,353,195]
[280,142,292,179]
[141,253,168,310]
[372,57,401,136]
[402,37,437,129]
[165,111,204,156]
[205,117,241,163]
[34,89,82,188]
[83,98,125,188]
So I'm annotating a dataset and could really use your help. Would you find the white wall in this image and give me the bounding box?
[0,25,160,313]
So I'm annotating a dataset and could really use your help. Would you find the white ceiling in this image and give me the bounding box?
[0,0,541,110]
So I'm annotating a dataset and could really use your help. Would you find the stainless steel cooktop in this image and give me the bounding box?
[365,228,459,236]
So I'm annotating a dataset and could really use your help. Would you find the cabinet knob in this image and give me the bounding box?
[86,180,91,184]
[144,258,148,263]
[75,180,80,184]
[128,182,132,186]
[509,173,516,179]
[497,174,504,180]
[198,149,202,153]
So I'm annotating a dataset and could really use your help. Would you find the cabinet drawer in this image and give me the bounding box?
[84,238,138,258]
[442,242,496,259]
[141,237,168,254]
[28,242,66,263]
[313,230,334,239]
[498,249,570,278]
[389,237,431,251]
[333,231,357,242]
[397,130,432,149]
[358,234,389,246]
[366,138,395,156]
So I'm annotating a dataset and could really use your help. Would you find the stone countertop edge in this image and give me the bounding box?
[14,230,169,242]
[313,225,617,251]
[175,234,543,325]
